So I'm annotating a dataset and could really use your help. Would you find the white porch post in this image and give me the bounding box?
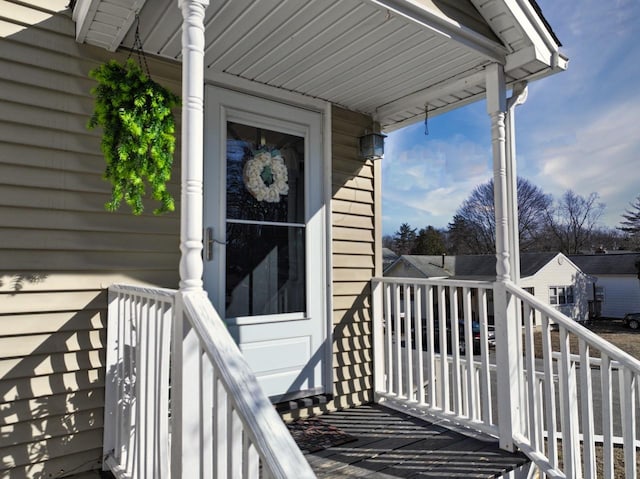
[178,0,209,292]
[173,2,208,479]
[505,82,528,284]
[486,63,521,452]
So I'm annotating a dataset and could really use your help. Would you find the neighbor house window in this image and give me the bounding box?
[549,286,574,305]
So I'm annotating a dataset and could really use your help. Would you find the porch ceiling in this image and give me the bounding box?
[73,0,567,131]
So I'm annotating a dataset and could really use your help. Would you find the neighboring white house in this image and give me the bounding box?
[385,252,592,323]
[570,253,640,319]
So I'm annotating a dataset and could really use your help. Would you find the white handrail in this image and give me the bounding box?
[507,283,640,478]
[506,283,640,374]
[173,291,315,479]
[372,277,640,479]
[104,285,315,479]
[104,284,175,479]
[372,277,498,436]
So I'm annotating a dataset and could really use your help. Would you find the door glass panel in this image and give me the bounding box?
[226,122,304,224]
[225,223,305,317]
[225,121,306,318]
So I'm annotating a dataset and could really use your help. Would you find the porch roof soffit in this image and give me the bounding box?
[73,0,567,132]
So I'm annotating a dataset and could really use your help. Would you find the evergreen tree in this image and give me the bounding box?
[392,223,417,255]
[619,195,640,235]
[412,226,446,255]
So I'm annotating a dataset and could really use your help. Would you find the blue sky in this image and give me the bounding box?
[382,0,640,235]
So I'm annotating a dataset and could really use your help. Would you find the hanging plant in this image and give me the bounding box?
[88,58,180,215]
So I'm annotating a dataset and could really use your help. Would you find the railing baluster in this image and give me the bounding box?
[540,314,558,470]
[478,287,492,426]
[438,285,449,412]
[600,354,614,479]
[578,339,595,478]
[125,293,135,475]
[202,353,214,479]
[523,302,538,448]
[372,280,385,398]
[104,290,120,468]
[214,376,228,479]
[620,367,637,479]
[558,326,580,479]
[425,285,435,408]
[384,283,393,395]
[393,283,402,397]
[414,284,425,405]
[462,287,474,420]
[243,436,259,479]
[450,287,462,415]
[137,296,149,479]
[228,406,242,478]
[404,283,413,401]
[158,299,171,477]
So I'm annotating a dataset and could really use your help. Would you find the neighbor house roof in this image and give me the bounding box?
[388,252,564,280]
[382,248,399,270]
[569,253,640,276]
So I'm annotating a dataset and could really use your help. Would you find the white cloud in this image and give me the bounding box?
[383,131,493,232]
[531,98,640,226]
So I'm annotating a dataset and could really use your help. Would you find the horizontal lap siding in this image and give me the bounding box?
[331,107,376,410]
[0,2,181,477]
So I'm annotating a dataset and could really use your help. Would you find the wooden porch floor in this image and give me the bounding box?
[303,404,529,478]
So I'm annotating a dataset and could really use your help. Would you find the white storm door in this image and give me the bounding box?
[204,86,327,402]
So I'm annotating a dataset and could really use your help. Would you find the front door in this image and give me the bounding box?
[204,86,328,402]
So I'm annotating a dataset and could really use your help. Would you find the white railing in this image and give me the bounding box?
[104,285,315,479]
[372,277,640,479]
[372,278,498,436]
[508,283,640,479]
[104,284,174,478]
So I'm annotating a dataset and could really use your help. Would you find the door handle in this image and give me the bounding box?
[205,227,214,261]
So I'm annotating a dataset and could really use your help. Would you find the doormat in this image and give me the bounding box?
[286,416,357,454]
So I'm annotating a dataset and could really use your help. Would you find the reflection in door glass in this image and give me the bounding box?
[226,122,304,224]
[226,223,305,317]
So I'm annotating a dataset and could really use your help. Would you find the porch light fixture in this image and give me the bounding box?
[358,131,386,160]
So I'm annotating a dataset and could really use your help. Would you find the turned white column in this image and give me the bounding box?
[486,63,510,283]
[178,0,208,292]
[486,63,521,452]
[174,4,209,478]
[505,82,528,284]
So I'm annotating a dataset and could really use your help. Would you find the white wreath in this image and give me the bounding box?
[243,150,289,203]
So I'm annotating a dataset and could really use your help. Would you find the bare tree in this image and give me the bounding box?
[544,190,605,254]
[447,177,552,254]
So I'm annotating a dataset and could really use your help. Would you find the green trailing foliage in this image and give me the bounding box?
[88,59,180,215]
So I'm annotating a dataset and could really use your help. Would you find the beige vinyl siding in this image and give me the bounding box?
[330,107,376,407]
[0,2,181,477]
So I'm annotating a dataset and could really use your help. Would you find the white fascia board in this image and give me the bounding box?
[106,0,148,52]
[364,0,508,64]
[505,44,568,74]
[73,0,148,52]
[73,0,99,43]
[502,0,562,66]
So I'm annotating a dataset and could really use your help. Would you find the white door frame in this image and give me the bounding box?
[203,84,333,400]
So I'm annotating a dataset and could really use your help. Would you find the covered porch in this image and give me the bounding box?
[69,1,635,478]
